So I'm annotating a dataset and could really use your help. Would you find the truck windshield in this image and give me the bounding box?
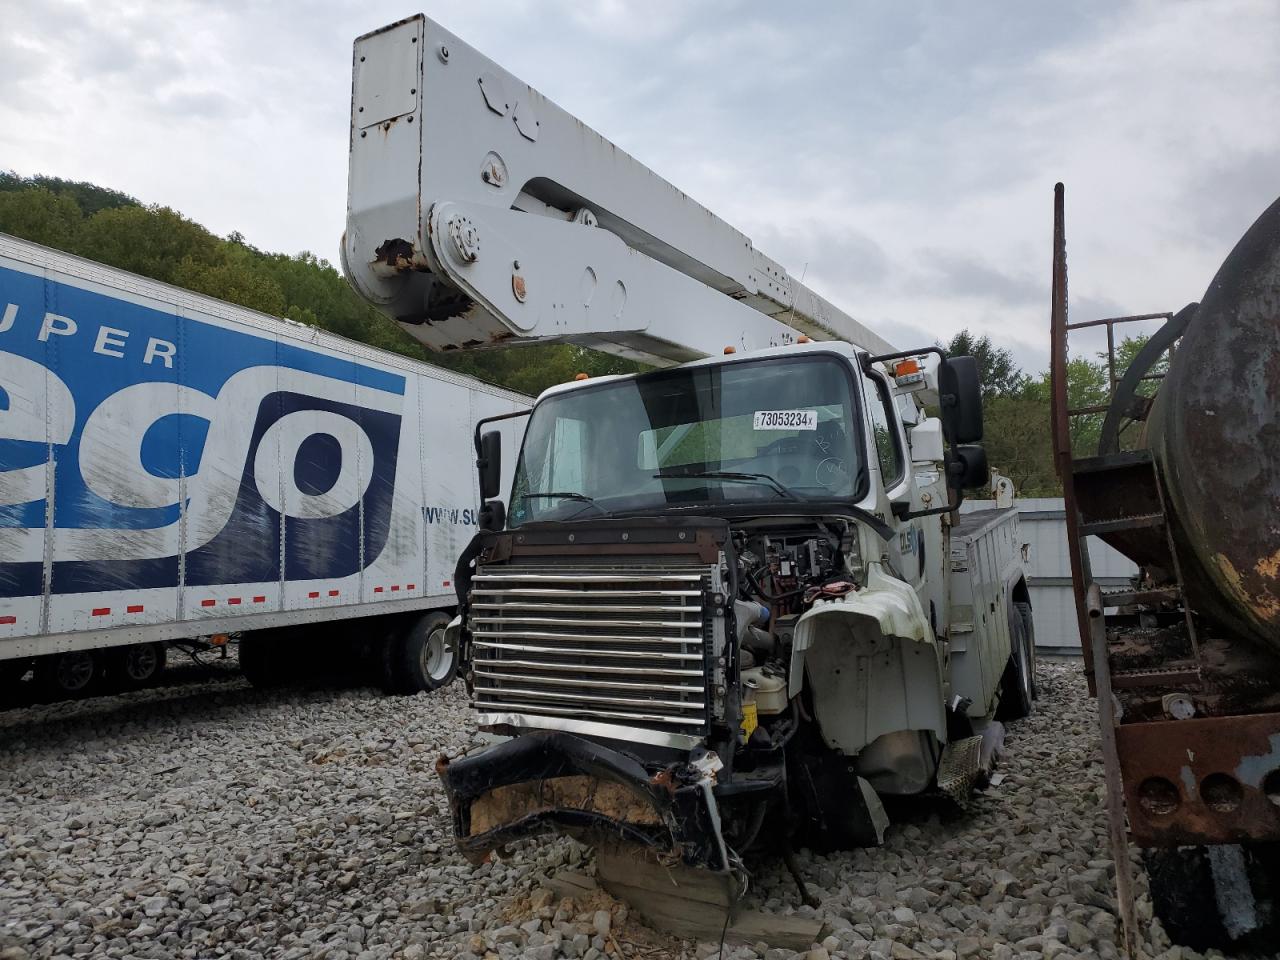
[509,355,864,525]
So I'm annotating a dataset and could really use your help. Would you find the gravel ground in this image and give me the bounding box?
[0,658,1238,960]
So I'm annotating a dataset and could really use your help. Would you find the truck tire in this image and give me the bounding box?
[387,611,457,694]
[34,650,100,700]
[109,642,167,689]
[1015,600,1037,700]
[1145,843,1280,952]
[996,606,1034,721]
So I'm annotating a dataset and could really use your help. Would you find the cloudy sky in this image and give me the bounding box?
[2,0,1277,372]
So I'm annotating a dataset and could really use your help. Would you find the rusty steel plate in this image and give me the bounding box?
[1117,712,1280,846]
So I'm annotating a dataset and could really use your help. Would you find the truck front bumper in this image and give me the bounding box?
[437,732,730,871]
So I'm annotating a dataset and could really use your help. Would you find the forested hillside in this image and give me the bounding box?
[0,173,643,395]
[1,172,1145,496]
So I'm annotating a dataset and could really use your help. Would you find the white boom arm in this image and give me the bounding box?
[342,14,895,365]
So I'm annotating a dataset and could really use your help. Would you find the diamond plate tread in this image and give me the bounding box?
[936,735,984,800]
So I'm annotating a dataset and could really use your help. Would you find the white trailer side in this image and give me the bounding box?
[0,233,525,677]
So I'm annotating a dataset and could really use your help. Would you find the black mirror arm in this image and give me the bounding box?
[473,407,534,457]
[863,345,947,372]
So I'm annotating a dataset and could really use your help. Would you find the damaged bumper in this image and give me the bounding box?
[437,733,731,871]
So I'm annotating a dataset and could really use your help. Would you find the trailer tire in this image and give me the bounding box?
[1,658,33,703]
[110,642,167,688]
[996,605,1034,721]
[394,611,457,693]
[378,625,416,695]
[239,634,286,688]
[34,650,100,699]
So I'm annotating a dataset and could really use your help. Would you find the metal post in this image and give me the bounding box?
[1086,582,1138,958]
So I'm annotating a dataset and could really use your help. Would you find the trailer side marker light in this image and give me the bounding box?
[0,616,17,625]
[443,580,451,588]
[391,584,401,592]
[308,591,320,599]
[127,604,144,613]
[253,596,266,604]
[374,586,384,593]
[201,599,216,607]
[228,597,242,605]
[328,590,339,597]
[408,584,416,590]
[92,607,111,616]
[210,633,229,646]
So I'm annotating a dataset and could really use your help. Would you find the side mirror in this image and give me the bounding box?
[478,499,506,531]
[939,356,983,443]
[948,443,989,490]
[477,430,502,500]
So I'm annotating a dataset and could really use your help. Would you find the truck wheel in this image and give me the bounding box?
[1014,600,1037,699]
[110,642,167,688]
[996,608,1034,721]
[239,634,285,688]
[393,612,457,693]
[34,650,100,700]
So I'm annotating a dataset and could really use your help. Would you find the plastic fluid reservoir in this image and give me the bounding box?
[741,667,788,715]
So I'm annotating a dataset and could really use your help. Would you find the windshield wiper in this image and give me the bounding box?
[653,469,797,500]
[520,492,608,517]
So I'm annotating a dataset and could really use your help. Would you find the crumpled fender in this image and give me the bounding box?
[789,564,930,698]
[788,564,946,759]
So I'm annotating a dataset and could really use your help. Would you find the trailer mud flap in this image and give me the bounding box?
[437,733,730,871]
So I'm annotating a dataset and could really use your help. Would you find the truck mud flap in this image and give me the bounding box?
[437,733,729,871]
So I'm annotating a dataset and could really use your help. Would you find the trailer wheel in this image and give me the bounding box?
[239,634,286,688]
[110,642,167,688]
[996,607,1034,721]
[34,650,100,699]
[395,611,457,693]
[1,658,33,703]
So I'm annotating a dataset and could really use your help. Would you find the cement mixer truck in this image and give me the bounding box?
[1050,185,1280,952]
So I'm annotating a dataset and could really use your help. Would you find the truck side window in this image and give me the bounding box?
[863,373,904,487]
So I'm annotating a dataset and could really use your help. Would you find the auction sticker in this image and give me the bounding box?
[753,409,817,430]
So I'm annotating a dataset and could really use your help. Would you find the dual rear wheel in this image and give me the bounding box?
[239,611,457,695]
[996,600,1036,722]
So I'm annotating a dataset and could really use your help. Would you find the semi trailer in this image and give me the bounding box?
[1051,185,1280,952]
[341,13,1036,886]
[0,233,524,702]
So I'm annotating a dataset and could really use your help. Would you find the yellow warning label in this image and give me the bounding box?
[740,701,758,740]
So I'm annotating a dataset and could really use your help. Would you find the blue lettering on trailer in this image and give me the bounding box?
[0,265,406,597]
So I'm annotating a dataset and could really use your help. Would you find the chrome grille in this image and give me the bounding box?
[469,565,714,736]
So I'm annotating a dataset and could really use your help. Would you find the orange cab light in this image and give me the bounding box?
[796,335,811,344]
[574,372,590,381]
[894,359,921,377]
[723,346,737,355]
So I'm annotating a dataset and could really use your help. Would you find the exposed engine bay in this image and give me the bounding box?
[729,521,862,738]
[440,507,1017,877]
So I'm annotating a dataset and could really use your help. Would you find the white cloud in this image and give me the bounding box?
[0,0,1276,375]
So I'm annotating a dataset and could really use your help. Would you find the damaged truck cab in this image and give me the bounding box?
[339,15,1034,874]
[438,343,1031,870]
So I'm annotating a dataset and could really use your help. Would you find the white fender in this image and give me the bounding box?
[790,564,946,757]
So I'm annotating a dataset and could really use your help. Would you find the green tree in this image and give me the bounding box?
[0,187,84,250]
[941,329,1025,399]
[74,204,222,284]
